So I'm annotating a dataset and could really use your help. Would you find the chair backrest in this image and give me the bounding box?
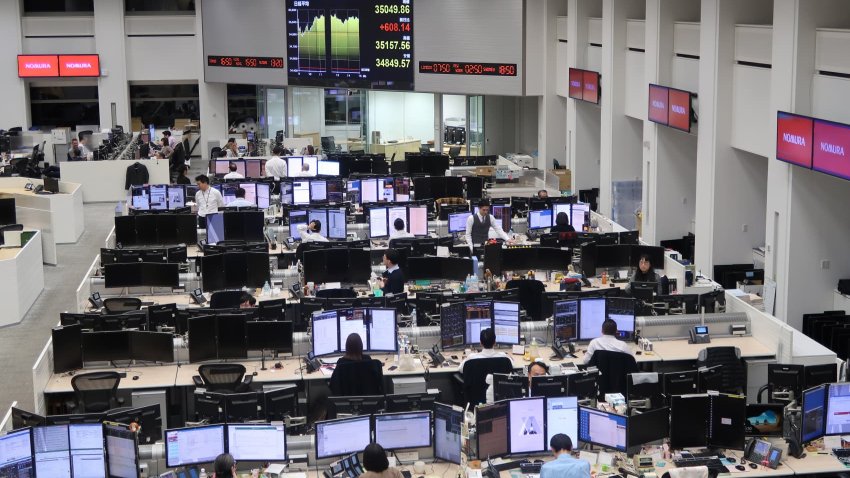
[626,372,663,406]
[198,363,247,392]
[329,360,384,396]
[316,288,358,299]
[210,290,245,309]
[462,357,514,406]
[505,280,545,321]
[697,346,744,394]
[71,371,121,413]
[210,146,222,159]
[589,350,639,397]
[103,297,142,314]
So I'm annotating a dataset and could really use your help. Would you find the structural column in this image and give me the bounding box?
[93,0,130,128]
[195,0,228,151]
[0,0,29,129]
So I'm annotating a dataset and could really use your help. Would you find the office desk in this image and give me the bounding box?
[785,452,848,475]
[650,336,775,361]
[175,359,304,387]
[0,230,44,326]
[301,354,426,383]
[61,158,170,203]
[370,139,420,160]
[44,365,179,395]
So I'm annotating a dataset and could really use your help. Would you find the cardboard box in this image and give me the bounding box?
[551,169,572,191]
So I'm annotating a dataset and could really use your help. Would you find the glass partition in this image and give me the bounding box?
[366,91,434,155]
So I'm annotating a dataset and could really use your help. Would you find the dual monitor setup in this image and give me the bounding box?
[552,297,637,343]
[288,207,348,240]
[527,202,591,232]
[194,385,298,424]
[165,423,286,469]
[311,308,399,357]
[0,423,139,478]
[801,382,850,443]
[439,300,521,349]
[210,156,338,178]
[367,204,429,238]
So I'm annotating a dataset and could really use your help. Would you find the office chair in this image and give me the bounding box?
[329,360,384,396]
[321,136,337,153]
[210,146,222,159]
[696,346,745,395]
[455,357,514,407]
[209,290,245,309]
[316,288,358,299]
[448,146,461,159]
[504,280,545,321]
[626,372,663,412]
[587,350,638,398]
[70,372,124,413]
[192,363,253,393]
[0,224,24,246]
[419,146,431,154]
[102,298,142,314]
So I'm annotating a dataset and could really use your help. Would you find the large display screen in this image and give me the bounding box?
[582,70,600,105]
[568,68,583,100]
[18,55,59,78]
[648,84,669,126]
[667,88,692,133]
[776,111,814,168]
[286,0,414,90]
[813,118,850,181]
[58,55,100,77]
[418,62,517,76]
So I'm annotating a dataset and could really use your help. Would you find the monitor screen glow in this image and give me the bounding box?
[776,112,814,169]
[648,84,669,126]
[812,119,850,180]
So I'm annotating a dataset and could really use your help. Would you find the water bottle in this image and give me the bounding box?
[262,281,271,296]
[199,469,208,478]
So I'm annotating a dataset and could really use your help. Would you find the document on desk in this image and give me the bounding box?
[320,365,335,376]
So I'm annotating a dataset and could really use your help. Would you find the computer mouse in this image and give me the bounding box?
[735,465,745,471]
[740,458,746,464]
[749,463,758,469]
[252,371,258,376]
[132,375,139,380]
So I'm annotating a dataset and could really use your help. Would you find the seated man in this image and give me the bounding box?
[540,434,590,478]
[459,328,508,403]
[582,318,631,364]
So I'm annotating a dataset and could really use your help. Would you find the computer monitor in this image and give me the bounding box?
[104,423,140,478]
[767,364,804,401]
[709,394,746,450]
[571,203,589,230]
[327,208,347,240]
[448,212,472,234]
[826,383,850,435]
[164,425,225,468]
[130,186,150,210]
[528,209,553,230]
[409,206,428,236]
[578,297,607,340]
[206,213,225,245]
[222,392,262,422]
[806,363,838,388]
[553,299,579,343]
[433,403,463,464]
[745,404,785,437]
[374,411,432,450]
[292,180,310,205]
[669,395,709,450]
[385,393,438,413]
[104,403,162,445]
[627,406,669,449]
[264,385,299,421]
[545,396,578,448]
[492,374,527,402]
[318,160,340,176]
[578,406,627,452]
[315,416,372,459]
[367,308,398,352]
[312,311,340,357]
[310,180,328,202]
[0,198,16,225]
[69,423,106,477]
[12,407,45,429]
[531,375,570,398]
[663,371,699,398]
[493,301,520,345]
[630,282,657,302]
[440,302,466,350]
[149,184,168,210]
[802,384,827,443]
[567,371,599,400]
[34,425,71,476]
[464,301,493,345]
[0,428,34,477]
[256,183,271,209]
[605,297,636,340]
[53,324,83,373]
[476,401,509,459]
[245,321,294,353]
[369,207,389,238]
[288,210,308,238]
[226,424,287,461]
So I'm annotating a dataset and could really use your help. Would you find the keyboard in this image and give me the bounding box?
[833,448,850,458]
[673,458,729,473]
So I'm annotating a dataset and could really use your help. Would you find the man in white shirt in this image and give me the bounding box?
[298,162,312,177]
[459,328,509,404]
[163,130,178,148]
[227,188,254,208]
[194,174,224,220]
[582,318,632,364]
[389,218,414,239]
[264,146,288,179]
[297,220,329,242]
[223,162,244,180]
[465,199,513,251]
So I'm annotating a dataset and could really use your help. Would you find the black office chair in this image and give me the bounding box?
[697,346,745,395]
[209,290,245,309]
[321,136,337,153]
[192,363,253,393]
[588,350,638,398]
[626,372,663,412]
[329,360,384,396]
[103,298,142,314]
[505,280,545,321]
[70,371,124,413]
[456,357,514,407]
[448,146,461,159]
[419,146,431,154]
[316,288,358,299]
[210,146,222,159]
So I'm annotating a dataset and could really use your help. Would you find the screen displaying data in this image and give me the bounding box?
[239,183,257,206]
[168,186,185,209]
[579,407,627,451]
[338,309,367,352]
[165,425,225,468]
[312,311,340,357]
[316,417,372,459]
[226,424,287,461]
[571,203,590,230]
[149,185,168,211]
[464,301,492,345]
[448,212,472,234]
[579,298,607,340]
[826,383,850,435]
[317,160,340,176]
[104,425,138,478]
[374,412,431,450]
[546,397,579,447]
[70,423,105,478]
[369,207,389,238]
[368,308,397,352]
[605,297,636,339]
[256,183,271,209]
[292,181,310,205]
[361,178,379,204]
[310,180,327,202]
[553,300,578,342]
[803,385,827,443]
[0,428,34,478]
[34,425,71,477]
[493,301,520,345]
[477,402,509,459]
[434,404,463,464]
[328,208,347,239]
[130,187,149,210]
[289,210,308,238]
[509,398,546,454]
[388,206,408,233]
[528,209,553,230]
[408,206,428,236]
[308,209,329,238]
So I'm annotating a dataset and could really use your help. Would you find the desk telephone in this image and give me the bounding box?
[428,345,446,366]
[304,352,322,373]
[88,292,103,309]
[689,325,711,344]
[551,340,576,359]
[744,438,782,469]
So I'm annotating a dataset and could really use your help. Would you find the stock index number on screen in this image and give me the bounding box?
[286,0,414,90]
[418,62,518,77]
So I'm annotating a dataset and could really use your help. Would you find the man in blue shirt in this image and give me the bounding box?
[540,434,590,478]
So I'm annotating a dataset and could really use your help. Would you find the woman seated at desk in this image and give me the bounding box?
[550,212,576,233]
[335,333,371,366]
[361,443,404,478]
[631,253,659,283]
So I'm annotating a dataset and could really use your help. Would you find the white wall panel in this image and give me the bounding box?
[626,19,645,50]
[556,41,569,98]
[586,46,602,72]
[125,15,195,35]
[735,25,772,65]
[812,74,850,125]
[624,50,645,120]
[588,17,603,44]
[673,22,700,56]
[22,16,94,37]
[731,65,771,157]
[671,56,699,93]
[557,16,569,41]
[126,36,198,81]
[23,38,96,54]
[816,28,850,75]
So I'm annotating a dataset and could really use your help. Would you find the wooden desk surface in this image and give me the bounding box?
[175,358,304,387]
[0,247,25,260]
[650,336,775,361]
[784,452,848,475]
[44,365,179,394]
[300,353,426,382]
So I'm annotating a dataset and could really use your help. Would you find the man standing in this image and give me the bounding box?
[194,175,224,225]
[381,249,405,295]
[465,199,512,251]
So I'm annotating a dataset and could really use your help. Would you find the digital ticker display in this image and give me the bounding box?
[286,0,414,90]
